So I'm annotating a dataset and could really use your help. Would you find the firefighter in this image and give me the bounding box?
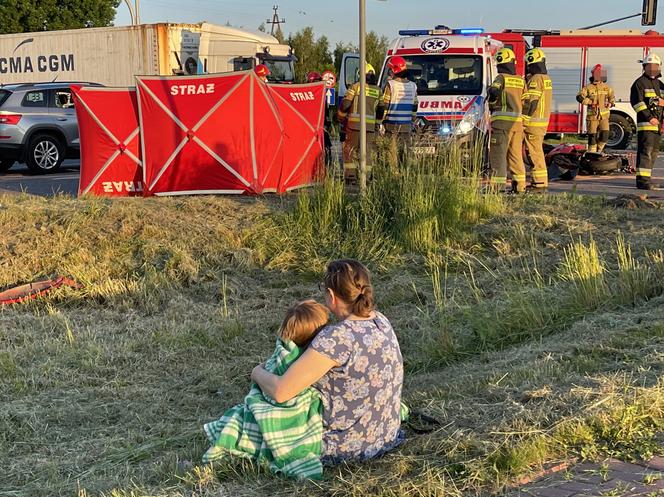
[522,48,553,192]
[337,63,383,183]
[255,64,270,83]
[630,53,664,190]
[307,71,333,167]
[381,56,418,155]
[487,48,527,193]
[576,64,615,153]
[306,71,322,83]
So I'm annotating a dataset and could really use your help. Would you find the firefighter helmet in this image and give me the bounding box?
[306,71,322,82]
[525,48,546,65]
[641,53,662,66]
[366,63,376,75]
[254,64,271,78]
[387,56,408,74]
[495,48,516,64]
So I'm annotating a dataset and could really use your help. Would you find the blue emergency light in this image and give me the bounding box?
[398,27,484,36]
[456,28,484,35]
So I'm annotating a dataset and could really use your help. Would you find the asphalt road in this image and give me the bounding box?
[0,161,80,197]
[1,155,664,199]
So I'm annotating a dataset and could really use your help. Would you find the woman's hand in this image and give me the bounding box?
[251,348,339,403]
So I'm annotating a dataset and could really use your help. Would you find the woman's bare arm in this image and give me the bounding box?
[251,348,338,403]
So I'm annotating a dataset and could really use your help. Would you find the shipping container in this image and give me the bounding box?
[0,22,295,87]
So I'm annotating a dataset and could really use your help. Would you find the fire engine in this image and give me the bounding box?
[492,28,664,149]
[340,25,664,152]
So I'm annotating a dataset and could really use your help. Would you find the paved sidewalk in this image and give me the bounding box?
[511,457,664,497]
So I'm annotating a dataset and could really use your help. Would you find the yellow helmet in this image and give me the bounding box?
[495,48,516,64]
[525,48,546,65]
[366,62,376,75]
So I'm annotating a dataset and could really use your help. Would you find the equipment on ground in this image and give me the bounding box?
[544,143,632,180]
[0,277,82,305]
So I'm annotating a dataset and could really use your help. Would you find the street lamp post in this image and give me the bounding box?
[123,0,140,25]
[359,0,367,193]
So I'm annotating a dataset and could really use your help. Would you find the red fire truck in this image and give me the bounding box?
[491,29,664,149]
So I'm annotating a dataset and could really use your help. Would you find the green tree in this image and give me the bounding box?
[0,0,119,34]
[273,25,285,44]
[287,27,333,82]
[334,41,357,74]
[366,31,390,74]
[332,31,389,77]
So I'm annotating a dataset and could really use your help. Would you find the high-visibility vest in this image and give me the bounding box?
[523,73,553,129]
[489,74,525,130]
[383,79,418,126]
[345,82,381,131]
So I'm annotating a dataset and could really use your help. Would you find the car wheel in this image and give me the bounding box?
[607,114,633,150]
[0,160,14,172]
[26,134,64,173]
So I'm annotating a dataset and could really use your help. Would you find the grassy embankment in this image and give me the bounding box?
[1,149,663,496]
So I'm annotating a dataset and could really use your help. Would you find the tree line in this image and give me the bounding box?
[259,23,389,82]
[0,2,389,82]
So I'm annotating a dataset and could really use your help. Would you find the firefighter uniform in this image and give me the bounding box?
[577,66,615,153]
[488,48,527,192]
[522,48,553,190]
[630,54,664,190]
[338,76,382,182]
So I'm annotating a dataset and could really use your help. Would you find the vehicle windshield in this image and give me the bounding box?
[381,55,483,96]
[0,90,11,107]
[260,57,295,83]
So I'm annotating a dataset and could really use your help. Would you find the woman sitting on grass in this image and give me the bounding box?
[252,259,405,463]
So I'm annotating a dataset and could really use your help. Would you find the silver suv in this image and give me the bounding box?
[0,82,101,174]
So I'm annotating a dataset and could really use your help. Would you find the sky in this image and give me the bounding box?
[115,1,664,46]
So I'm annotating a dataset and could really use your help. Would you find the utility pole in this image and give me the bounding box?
[358,0,367,193]
[266,5,285,36]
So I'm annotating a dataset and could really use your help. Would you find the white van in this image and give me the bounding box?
[340,26,502,153]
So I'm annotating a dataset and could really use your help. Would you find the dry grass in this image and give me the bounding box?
[1,186,664,497]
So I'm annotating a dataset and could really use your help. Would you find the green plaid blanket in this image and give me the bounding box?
[202,339,324,480]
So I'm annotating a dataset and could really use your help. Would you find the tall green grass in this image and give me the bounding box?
[427,234,664,359]
[254,137,503,270]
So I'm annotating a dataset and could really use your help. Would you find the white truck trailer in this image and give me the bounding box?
[0,22,295,86]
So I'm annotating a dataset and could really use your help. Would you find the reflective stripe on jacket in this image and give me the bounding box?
[522,74,553,128]
[577,81,615,120]
[489,74,525,130]
[342,82,382,131]
[382,79,418,126]
[630,73,664,132]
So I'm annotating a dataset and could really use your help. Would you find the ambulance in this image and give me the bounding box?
[340,26,502,154]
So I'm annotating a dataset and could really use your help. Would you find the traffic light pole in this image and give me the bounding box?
[359,0,367,193]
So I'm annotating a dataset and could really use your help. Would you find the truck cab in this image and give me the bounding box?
[171,23,296,83]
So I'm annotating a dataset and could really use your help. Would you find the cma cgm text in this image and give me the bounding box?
[0,54,75,74]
